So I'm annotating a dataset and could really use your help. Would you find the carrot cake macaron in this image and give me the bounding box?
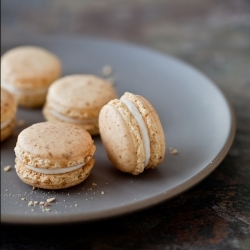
[99,92,166,175]
[1,88,17,141]
[14,122,96,189]
[1,46,62,108]
[43,74,118,135]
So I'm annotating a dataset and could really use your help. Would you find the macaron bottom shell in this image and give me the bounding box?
[15,158,95,189]
[43,104,99,135]
[1,118,15,142]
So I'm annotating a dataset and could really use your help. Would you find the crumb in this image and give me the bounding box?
[169,147,179,155]
[47,197,55,203]
[17,119,25,127]
[39,201,45,205]
[4,165,11,172]
[45,208,50,212]
[88,188,93,191]
[31,209,34,212]
[21,198,26,201]
[5,189,8,192]
[102,65,113,76]
[101,191,104,195]
[34,201,38,205]
[32,186,37,191]
[43,202,50,207]
[28,201,34,206]
[75,204,78,207]
[92,183,97,187]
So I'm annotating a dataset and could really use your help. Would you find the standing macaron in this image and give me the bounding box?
[43,74,118,135]
[99,92,166,175]
[1,46,62,108]
[1,88,17,141]
[14,122,96,189]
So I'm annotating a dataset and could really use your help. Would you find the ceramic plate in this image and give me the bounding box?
[1,36,235,224]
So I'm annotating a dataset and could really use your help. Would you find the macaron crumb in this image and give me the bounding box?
[101,191,104,195]
[28,201,34,206]
[21,198,26,201]
[39,201,45,205]
[169,147,179,155]
[47,197,56,203]
[32,186,37,191]
[102,65,113,76]
[92,183,97,187]
[4,165,11,172]
[88,188,93,191]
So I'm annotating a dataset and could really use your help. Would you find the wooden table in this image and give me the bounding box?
[2,0,250,249]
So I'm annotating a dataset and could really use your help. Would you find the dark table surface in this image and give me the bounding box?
[1,0,250,249]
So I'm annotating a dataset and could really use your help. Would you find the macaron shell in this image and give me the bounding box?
[15,157,95,189]
[46,75,118,119]
[14,122,96,169]
[99,103,144,174]
[122,92,166,168]
[1,117,15,142]
[43,104,99,135]
[1,46,62,89]
[1,88,16,122]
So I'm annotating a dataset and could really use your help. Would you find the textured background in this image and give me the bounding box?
[1,0,250,249]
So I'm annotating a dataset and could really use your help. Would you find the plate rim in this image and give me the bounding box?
[1,35,236,224]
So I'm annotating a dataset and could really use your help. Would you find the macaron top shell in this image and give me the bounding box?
[1,88,16,123]
[14,122,95,169]
[47,75,118,119]
[1,46,62,90]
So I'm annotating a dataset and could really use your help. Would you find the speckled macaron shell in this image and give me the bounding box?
[1,88,17,141]
[14,122,96,189]
[99,92,166,175]
[43,74,118,134]
[99,103,143,174]
[1,46,62,108]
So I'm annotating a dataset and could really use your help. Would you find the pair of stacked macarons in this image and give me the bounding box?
[1,46,166,190]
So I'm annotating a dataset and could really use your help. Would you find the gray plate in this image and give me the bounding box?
[1,35,235,224]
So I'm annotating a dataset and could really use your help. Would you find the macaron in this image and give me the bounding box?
[99,92,166,175]
[14,122,96,189]
[43,74,118,135]
[1,46,62,108]
[1,88,17,141]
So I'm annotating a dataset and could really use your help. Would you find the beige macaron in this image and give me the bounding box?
[1,88,17,141]
[14,122,96,189]
[1,46,62,108]
[99,92,166,175]
[43,74,118,135]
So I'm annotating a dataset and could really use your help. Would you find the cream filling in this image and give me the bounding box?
[1,118,12,130]
[26,162,85,174]
[121,97,150,167]
[1,81,48,96]
[50,109,98,124]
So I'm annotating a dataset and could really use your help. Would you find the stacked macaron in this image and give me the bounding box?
[1,46,62,108]
[99,92,166,175]
[1,88,17,141]
[15,122,95,189]
[43,74,117,135]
